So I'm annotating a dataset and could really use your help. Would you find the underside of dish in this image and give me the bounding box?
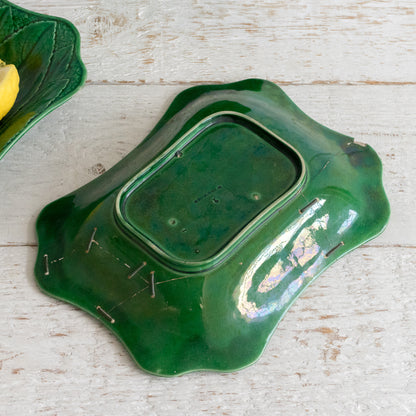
[35,79,390,376]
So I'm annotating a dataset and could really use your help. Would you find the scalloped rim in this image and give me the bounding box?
[0,0,87,159]
[34,79,390,376]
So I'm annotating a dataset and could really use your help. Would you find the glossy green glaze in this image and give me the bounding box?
[117,112,305,272]
[35,79,389,376]
[0,0,86,159]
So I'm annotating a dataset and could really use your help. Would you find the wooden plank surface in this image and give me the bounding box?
[15,0,416,84]
[0,84,414,246]
[1,245,415,415]
[1,0,416,415]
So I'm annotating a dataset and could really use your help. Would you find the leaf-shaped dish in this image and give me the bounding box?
[0,0,86,159]
[35,79,390,376]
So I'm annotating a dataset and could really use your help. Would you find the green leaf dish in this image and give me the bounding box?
[35,79,390,376]
[0,0,86,159]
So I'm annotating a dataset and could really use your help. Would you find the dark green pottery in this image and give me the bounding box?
[35,79,390,376]
[0,0,86,159]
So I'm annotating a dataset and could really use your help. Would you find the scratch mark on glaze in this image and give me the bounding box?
[150,271,156,298]
[317,160,331,176]
[108,285,150,313]
[86,227,98,253]
[96,305,115,324]
[299,198,320,214]
[50,257,64,264]
[97,245,131,269]
[156,275,196,286]
[324,241,344,258]
[44,254,49,276]
[128,261,147,279]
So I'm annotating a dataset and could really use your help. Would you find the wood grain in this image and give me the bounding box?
[1,1,415,414]
[1,245,415,415]
[0,84,414,246]
[14,0,416,84]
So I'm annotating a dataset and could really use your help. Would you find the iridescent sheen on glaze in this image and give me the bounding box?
[35,79,389,376]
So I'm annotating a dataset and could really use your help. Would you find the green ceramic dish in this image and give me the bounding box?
[35,79,390,376]
[0,0,86,159]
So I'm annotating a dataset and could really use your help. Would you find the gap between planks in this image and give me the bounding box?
[85,80,416,87]
[0,244,38,248]
[1,243,415,249]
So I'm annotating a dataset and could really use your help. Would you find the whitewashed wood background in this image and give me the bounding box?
[1,1,415,415]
